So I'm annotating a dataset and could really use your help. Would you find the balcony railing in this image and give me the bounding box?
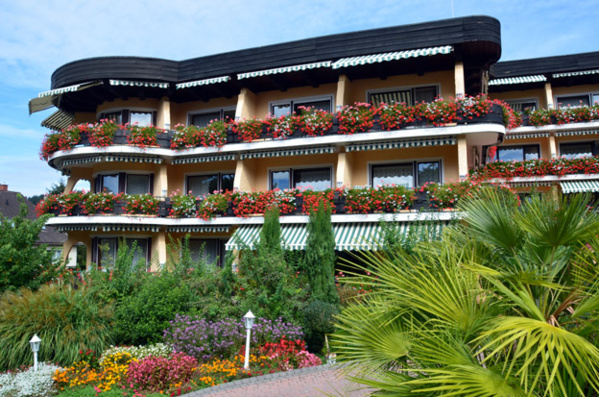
[471,157,599,181]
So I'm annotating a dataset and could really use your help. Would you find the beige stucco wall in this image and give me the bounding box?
[347,71,455,104]
[552,84,599,104]
[490,88,547,109]
[72,112,96,124]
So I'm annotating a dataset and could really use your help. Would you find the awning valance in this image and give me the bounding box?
[331,46,453,69]
[102,224,161,233]
[346,137,456,152]
[560,180,599,194]
[29,81,101,114]
[225,222,444,251]
[555,129,599,137]
[505,132,551,140]
[56,225,98,232]
[166,226,230,233]
[109,80,169,89]
[240,147,335,160]
[172,154,236,165]
[237,61,331,80]
[176,76,231,89]
[488,75,547,86]
[60,156,163,167]
[553,69,599,78]
[41,110,75,131]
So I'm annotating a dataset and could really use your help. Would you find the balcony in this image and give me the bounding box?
[41,99,507,171]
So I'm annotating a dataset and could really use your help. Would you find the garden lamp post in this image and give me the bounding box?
[29,334,41,372]
[243,310,256,370]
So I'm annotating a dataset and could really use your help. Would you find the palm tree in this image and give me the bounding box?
[332,188,599,396]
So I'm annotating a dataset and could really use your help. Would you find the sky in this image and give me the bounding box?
[1,0,598,196]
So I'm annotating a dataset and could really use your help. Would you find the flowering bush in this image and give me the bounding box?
[88,119,119,147]
[458,94,493,120]
[470,157,599,181]
[57,191,86,215]
[229,189,297,217]
[257,336,321,371]
[126,352,197,392]
[344,185,416,213]
[296,106,333,136]
[0,363,61,397]
[265,114,297,139]
[164,315,303,362]
[232,119,264,142]
[169,192,197,218]
[378,101,420,130]
[203,120,228,147]
[124,194,160,215]
[39,126,83,161]
[197,192,229,220]
[195,354,272,386]
[494,99,522,130]
[419,98,460,126]
[126,124,162,148]
[82,191,122,215]
[171,124,203,150]
[100,343,174,362]
[421,180,479,209]
[337,102,377,134]
[35,194,61,216]
[527,104,599,126]
[301,189,336,214]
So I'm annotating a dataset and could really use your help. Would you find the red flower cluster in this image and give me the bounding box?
[337,102,377,134]
[231,119,264,142]
[39,125,85,160]
[470,157,599,181]
[124,194,160,215]
[171,120,228,150]
[126,124,161,148]
[344,185,415,213]
[301,189,337,214]
[88,119,120,147]
[528,104,599,126]
[228,189,296,217]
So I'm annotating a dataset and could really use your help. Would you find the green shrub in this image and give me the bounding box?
[0,284,114,370]
[302,300,338,354]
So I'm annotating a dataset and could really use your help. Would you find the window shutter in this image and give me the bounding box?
[146,238,152,267]
[122,110,130,124]
[94,177,101,193]
[119,172,127,194]
[149,174,155,195]
[91,238,98,264]
[152,111,158,126]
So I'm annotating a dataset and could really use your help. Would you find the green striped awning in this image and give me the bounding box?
[346,137,456,152]
[225,222,444,251]
[505,132,550,140]
[102,224,161,232]
[553,69,599,78]
[176,76,231,89]
[56,225,98,232]
[30,81,102,114]
[489,75,547,86]
[166,226,230,233]
[555,129,599,137]
[41,110,75,130]
[240,147,335,160]
[109,80,169,89]
[237,61,332,80]
[560,180,599,194]
[61,156,163,167]
[37,81,101,97]
[332,46,453,69]
[172,154,236,165]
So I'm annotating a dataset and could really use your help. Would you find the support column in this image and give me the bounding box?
[233,159,253,191]
[153,232,167,270]
[235,88,257,120]
[336,152,351,188]
[549,135,557,159]
[545,82,554,109]
[154,164,168,197]
[454,62,465,98]
[457,135,469,180]
[335,75,351,110]
[64,176,78,193]
[157,97,171,129]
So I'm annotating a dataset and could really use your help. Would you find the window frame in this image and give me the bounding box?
[366,84,441,106]
[187,106,236,127]
[555,92,599,108]
[268,165,334,191]
[368,159,443,188]
[505,98,539,112]
[92,237,152,271]
[485,144,541,163]
[97,108,157,126]
[268,95,334,117]
[187,238,227,267]
[94,171,154,195]
[559,140,599,159]
[185,172,235,196]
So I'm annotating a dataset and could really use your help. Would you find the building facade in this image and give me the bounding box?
[30,16,599,269]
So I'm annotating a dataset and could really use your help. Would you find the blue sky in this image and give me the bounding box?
[1,0,597,196]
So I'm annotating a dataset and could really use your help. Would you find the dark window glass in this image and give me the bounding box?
[507,101,537,112]
[272,104,291,117]
[496,145,540,162]
[417,162,440,186]
[101,174,119,193]
[293,168,331,191]
[191,111,221,128]
[271,170,290,190]
[126,174,150,195]
[189,239,219,266]
[560,142,594,159]
[125,238,149,269]
[293,100,331,113]
[223,109,236,122]
[524,146,540,161]
[372,164,414,187]
[221,174,234,192]
[557,95,590,108]
[414,86,438,103]
[188,175,219,196]
[272,98,332,116]
[103,111,122,124]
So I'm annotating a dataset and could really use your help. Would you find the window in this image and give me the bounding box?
[269,167,332,191]
[369,86,439,106]
[95,173,154,194]
[190,108,236,128]
[488,145,540,163]
[556,93,599,108]
[270,97,332,117]
[188,239,227,267]
[560,142,598,159]
[98,109,156,126]
[187,173,234,196]
[371,161,441,188]
[505,99,538,112]
[96,238,151,270]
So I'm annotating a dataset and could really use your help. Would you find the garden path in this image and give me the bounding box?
[185,363,372,397]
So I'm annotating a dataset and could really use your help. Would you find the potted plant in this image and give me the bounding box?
[197,192,229,220]
[123,194,160,215]
[57,191,87,216]
[35,194,61,216]
[168,192,198,218]
[337,103,377,134]
[232,119,264,142]
[202,120,229,147]
[265,114,297,139]
[88,119,119,147]
[126,124,162,148]
[82,191,122,215]
[377,102,420,130]
[171,124,202,150]
[296,106,334,136]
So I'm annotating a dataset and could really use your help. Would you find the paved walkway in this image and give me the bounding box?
[186,364,372,397]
